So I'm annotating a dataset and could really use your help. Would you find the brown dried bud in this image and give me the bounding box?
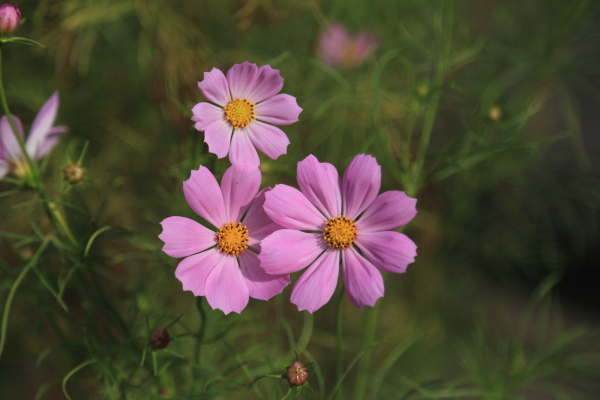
[64,163,85,184]
[286,362,308,386]
[151,328,170,349]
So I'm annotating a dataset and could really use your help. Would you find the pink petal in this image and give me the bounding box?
[317,23,350,67]
[243,188,282,252]
[245,121,290,161]
[356,191,417,233]
[355,231,417,274]
[226,62,258,100]
[159,216,216,258]
[342,154,381,220]
[229,129,260,166]
[26,92,59,159]
[255,94,302,126]
[258,229,327,275]
[245,65,284,103]
[198,68,231,107]
[0,115,24,161]
[35,126,68,159]
[297,154,342,218]
[175,248,222,296]
[204,118,233,159]
[290,249,340,313]
[239,250,290,300]
[192,102,225,131]
[183,166,227,228]
[221,162,261,222]
[342,247,384,309]
[264,184,326,231]
[205,255,249,314]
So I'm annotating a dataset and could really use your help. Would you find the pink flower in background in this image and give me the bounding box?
[159,162,290,314]
[0,92,67,179]
[259,154,417,313]
[317,23,378,68]
[0,4,20,35]
[192,61,302,166]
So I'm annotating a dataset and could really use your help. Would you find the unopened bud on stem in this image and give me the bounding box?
[0,4,20,35]
[64,163,85,184]
[151,328,170,349]
[286,362,308,386]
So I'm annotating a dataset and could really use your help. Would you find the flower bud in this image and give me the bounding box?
[151,328,170,349]
[286,362,308,386]
[488,106,502,123]
[0,4,21,35]
[64,163,85,184]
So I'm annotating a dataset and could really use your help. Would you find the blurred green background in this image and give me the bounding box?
[1,0,600,399]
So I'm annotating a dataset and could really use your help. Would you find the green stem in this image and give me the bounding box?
[335,287,345,400]
[351,301,379,400]
[194,296,207,385]
[410,0,452,191]
[0,236,51,358]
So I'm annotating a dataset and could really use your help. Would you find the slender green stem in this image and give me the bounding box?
[335,287,345,400]
[0,44,77,246]
[0,236,51,358]
[410,0,452,191]
[296,311,314,352]
[194,296,207,386]
[352,301,379,400]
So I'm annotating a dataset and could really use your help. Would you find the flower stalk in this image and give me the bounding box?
[0,43,77,246]
[335,286,345,400]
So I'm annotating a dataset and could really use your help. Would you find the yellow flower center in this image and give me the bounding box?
[323,215,357,249]
[217,222,249,256]
[223,98,256,129]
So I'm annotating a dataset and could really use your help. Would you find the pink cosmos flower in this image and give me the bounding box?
[159,162,290,314]
[259,154,417,313]
[0,4,21,35]
[317,23,378,68]
[0,92,67,179]
[192,61,303,166]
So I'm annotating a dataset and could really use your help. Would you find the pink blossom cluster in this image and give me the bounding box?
[160,61,417,314]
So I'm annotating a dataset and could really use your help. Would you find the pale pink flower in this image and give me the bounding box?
[0,4,20,35]
[159,162,290,314]
[317,23,378,68]
[0,92,67,179]
[192,61,302,166]
[259,154,417,313]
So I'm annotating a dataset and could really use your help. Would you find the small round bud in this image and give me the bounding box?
[0,4,20,35]
[286,362,308,386]
[64,163,85,184]
[488,106,502,123]
[151,328,170,349]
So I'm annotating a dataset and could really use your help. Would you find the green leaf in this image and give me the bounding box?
[62,359,96,400]
[84,226,112,257]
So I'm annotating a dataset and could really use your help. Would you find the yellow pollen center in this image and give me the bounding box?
[323,216,357,249]
[217,222,249,256]
[223,98,256,129]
